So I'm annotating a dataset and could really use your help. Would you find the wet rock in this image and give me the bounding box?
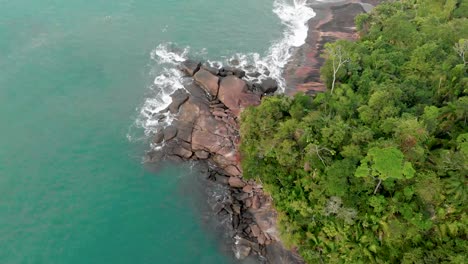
[233,204,241,215]
[152,131,164,144]
[214,174,230,185]
[180,60,201,76]
[201,65,219,76]
[144,150,164,163]
[168,89,189,114]
[173,147,193,159]
[234,244,251,260]
[163,126,178,141]
[229,177,246,188]
[234,192,250,201]
[260,78,278,94]
[213,202,225,214]
[247,71,261,78]
[233,214,240,229]
[225,204,234,215]
[230,59,240,66]
[194,69,220,97]
[167,155,183,163]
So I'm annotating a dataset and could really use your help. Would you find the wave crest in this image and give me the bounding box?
[129,0,315,141]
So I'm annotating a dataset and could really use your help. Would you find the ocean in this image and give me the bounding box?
[0,0,315,263]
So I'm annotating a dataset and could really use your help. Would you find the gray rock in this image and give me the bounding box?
[153,131,164,144]
[214,174,230,184]
[247,71,261,78]
[172,147,193,159]
[222,66,246,79]
[260,78,278,94]
[201,65,219,76]
[163,126,178,141]
[180,60,201,76]
[168,90,189,114]
[234,244,251,260]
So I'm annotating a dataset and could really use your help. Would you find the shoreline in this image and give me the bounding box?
[144,1,380,263]
[285,0,380,95]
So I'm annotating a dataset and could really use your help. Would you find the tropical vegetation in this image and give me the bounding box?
[240,0,467,262]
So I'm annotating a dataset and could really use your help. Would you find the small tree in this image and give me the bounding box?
[453,39,468,65]
[325,42,350,94]
[355,147,415,194]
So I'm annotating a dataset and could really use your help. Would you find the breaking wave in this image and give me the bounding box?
[129,0,315,141]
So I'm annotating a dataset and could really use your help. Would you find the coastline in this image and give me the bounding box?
[284,0,380,95]
[144,1,380,263]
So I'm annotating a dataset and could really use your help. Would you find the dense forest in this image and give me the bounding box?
[240,0,467,263]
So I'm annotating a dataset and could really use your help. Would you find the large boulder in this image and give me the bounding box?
[163,126,178,141]
[260,78,278,94]
[168,89,189,114]
[180,60,201,76]
[191,129,230,154]
[194,69,219,97]
[218,75,260,117]
[153,131,164,144]
[220,66,246,79]
[201,65,219,76]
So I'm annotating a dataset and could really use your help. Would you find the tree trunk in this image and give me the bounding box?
[373,179,382,194]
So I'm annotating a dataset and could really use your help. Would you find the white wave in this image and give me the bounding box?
[150,43,188,64]
[130,0,315,142]
[226,0,315,91]
[131,44,189,140]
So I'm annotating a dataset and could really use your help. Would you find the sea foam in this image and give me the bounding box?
[130,0,315,140]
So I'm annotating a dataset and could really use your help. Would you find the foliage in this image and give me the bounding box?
[240,1,467,263]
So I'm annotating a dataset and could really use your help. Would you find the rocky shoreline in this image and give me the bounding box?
[144,0,380,263]
[284,0,380,95]
[144,61,302,262]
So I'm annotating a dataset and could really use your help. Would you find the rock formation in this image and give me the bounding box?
[144,61,290,262]
[143,1,381,262]
[284,0,380,95]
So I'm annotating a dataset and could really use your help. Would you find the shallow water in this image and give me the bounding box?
[0,0,314,263]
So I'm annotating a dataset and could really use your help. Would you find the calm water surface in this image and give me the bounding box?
[0,0,283,263]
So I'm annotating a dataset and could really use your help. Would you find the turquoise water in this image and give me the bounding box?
[0,0,285,263]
